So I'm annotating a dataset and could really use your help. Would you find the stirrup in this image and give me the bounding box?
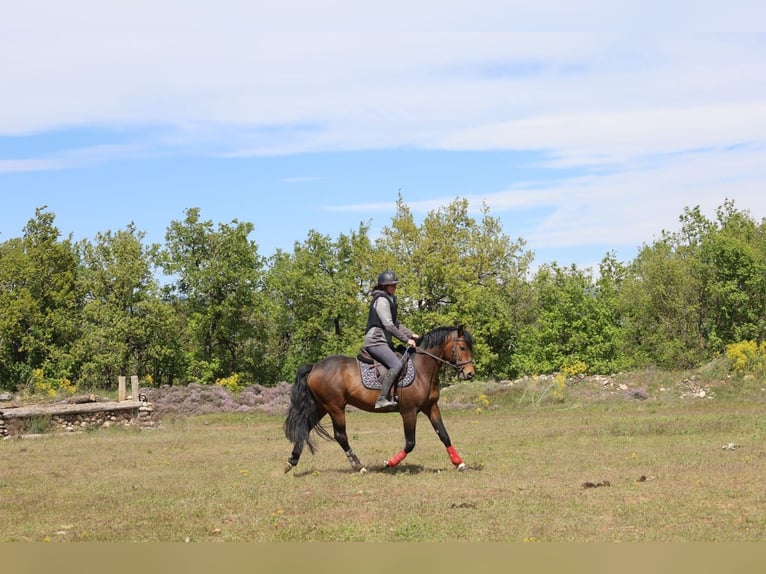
[375,397,398,410]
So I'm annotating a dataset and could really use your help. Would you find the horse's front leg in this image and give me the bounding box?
[384,410,417,468]
[425,403,466,471]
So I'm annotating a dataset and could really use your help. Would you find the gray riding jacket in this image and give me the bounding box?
[364,290,415,349]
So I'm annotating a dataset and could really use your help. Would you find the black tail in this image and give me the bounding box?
[283,363,331,454]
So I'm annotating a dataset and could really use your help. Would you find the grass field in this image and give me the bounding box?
[2,370,765,542]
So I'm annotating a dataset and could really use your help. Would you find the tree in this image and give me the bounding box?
[449,203,534,378]
[0,237,34,390]
[698,200,766,348]
[619,225,708,369]
[263,223,376,380]
[592,252,632,373]
[375,196,534,378]
[74,223,180,388]
[160,208,265,384]
[0,207,82,390]
[618,200,766,369]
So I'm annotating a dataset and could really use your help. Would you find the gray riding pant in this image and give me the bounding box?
[365,345,401,371]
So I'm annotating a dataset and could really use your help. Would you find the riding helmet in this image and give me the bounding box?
[377,270,399,286]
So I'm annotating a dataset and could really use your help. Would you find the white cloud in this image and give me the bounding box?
[3,4,764,142]
[437,104,766,165]
[323,142,766,254]
[2,2,765,265]
[0,144,150,173]
[479,145,766,250]
[0,159,67,173]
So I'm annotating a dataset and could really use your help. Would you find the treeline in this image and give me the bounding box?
[1,197,765,393]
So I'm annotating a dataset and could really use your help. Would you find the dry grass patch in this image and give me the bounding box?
[2,378,765,541]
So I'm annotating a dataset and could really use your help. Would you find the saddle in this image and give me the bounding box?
[357,348,416,390]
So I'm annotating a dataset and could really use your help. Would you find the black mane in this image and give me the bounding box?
[418,326,473,350]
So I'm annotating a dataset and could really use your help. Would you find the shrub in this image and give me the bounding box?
[726,340,766,375]
[474,392,490,414]
[215,373,243,394]
[23,369,77,400]
[561,360,588,378]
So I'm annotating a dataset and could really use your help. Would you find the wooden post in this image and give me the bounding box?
[118,376,126,401]
[131,375,139,400]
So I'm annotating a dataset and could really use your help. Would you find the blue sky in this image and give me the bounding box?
[2,3,765,271]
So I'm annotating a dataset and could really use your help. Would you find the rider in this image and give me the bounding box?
[364,270,419,410]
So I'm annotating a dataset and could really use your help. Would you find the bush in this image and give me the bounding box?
[22,369,77,400]
[726,340,766,375]
[215,373,243,394]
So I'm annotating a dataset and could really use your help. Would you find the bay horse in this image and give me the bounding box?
[283,325,475,473]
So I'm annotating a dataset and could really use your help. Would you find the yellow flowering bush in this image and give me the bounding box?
[24,369,77,399]
[551,373,567,401]
[726,340,766,375]
[474,392,490,414]
[561,360,588,378]
[215,373,243,394]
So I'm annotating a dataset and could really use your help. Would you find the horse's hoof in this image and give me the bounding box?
[359,467,368,474]
[457,463,466,471]
[284,462,294,474]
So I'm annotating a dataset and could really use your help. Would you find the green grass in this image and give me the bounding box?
[2,374,765,542]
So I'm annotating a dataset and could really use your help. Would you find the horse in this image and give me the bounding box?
[283,325,475,473]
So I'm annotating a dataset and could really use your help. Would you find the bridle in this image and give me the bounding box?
[413,336,474,376]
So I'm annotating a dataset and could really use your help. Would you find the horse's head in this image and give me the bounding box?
[418,325,475,380]
[451,325,475,380]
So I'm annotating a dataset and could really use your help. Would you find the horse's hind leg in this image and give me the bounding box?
[285,443,302,473]
[285,441,305,473]
[328,409,367,473]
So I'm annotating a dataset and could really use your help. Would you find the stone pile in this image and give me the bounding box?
[0,400,156,437]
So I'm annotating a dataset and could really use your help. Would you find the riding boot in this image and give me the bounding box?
[375,364,401,410]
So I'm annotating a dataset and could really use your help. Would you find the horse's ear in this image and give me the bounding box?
[457,325,464,336]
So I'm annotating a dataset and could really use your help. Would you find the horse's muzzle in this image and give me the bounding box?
[459,369,475,381]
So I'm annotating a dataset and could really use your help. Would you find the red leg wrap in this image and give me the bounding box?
[386,450,407,467]
[447,446,463,466]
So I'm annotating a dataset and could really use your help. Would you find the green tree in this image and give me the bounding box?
[0,236,34,389]
[449,203,534,378]
[619,228,707,369]
[74,223,180,388]
[697,200,766,348]
[0,207,82,390]
[160,208,265,384]
[263,223,376,380]
[619,200,766,368]
[375,196,534,378]
[515,263,592,374]
[593,252,632,373]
